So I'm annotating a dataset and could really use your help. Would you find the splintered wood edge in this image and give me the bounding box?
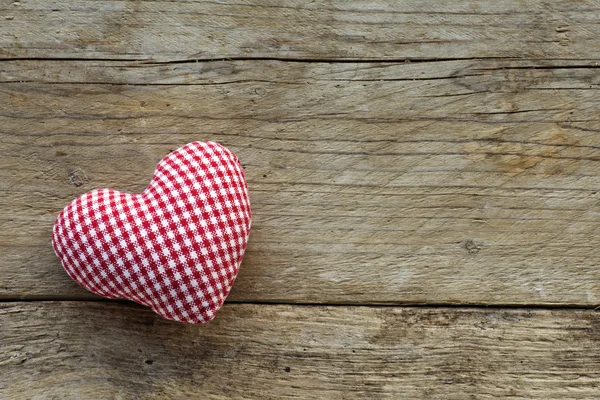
[0,302,598,399]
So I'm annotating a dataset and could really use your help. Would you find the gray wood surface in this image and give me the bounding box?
[1,59,598,305]
[1,302,599,399]
[1,0,599,61]
[1,1,599,398]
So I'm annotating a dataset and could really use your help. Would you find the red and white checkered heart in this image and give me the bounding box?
[52,142,251,324]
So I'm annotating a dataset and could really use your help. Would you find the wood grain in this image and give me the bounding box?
[1,2,599,398]
[1,302,599,399]
[1,0,600,61]
[1,58,599,305]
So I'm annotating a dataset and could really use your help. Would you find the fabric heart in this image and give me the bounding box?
[52,142,251,323]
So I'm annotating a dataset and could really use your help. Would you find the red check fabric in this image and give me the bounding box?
[52,142,251,323]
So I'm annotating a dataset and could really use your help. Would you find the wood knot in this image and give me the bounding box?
[9,352,29,364]
[68,168,89,187]
[463,239,481,254]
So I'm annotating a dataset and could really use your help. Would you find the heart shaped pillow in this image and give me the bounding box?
[52,142,251,323]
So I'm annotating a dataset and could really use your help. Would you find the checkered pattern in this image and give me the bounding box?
[52,142,251,323]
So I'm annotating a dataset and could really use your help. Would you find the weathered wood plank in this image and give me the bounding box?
[1,302,598,399]
[1,0,600,61]
[1,59,599,304]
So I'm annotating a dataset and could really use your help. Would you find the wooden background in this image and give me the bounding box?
[1,1,599,398]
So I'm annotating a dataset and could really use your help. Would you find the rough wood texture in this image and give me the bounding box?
[1,0,600,61]
[1,302,599,399]
[1,59,598,304]
[2,1,600,398]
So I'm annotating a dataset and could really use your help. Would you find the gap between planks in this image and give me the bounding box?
[1,297,598,312]
[2,56,600,65]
